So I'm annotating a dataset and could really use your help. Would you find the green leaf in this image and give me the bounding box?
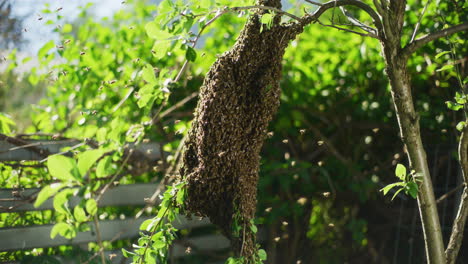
[0,113,15,134]
[152,239,166,249]
[140,219,157,231]
[96,156,113,178]
[446,101,463,111]
[34,183,63,208]
[185,46,197,62]
[380,182,405,195]
[395,164,406,180]
[38,41,55,59]
[435,51,450,59]
[137,93,154,108]
[51,222,71,239]
[158,0,173,14]
[250,223,258,234]
[142,65,157,84]
[455,92,466,104]
[152,40,171,59]
[145,21,173,40]
[176,187,185,205]
[260,13,274,30]
[86,198,98,216]
[406,182,419,199]
[457,121,466,132]
[225,257,237,264]
[53,188,76,214]
[62,24,73,33]
[258,249,267,261]
[391,187,405,200]
[73,206,87,222]
[77,149,104,176]
[436,64,454,72]
[48,155,79,181]
[122,248,135,258]
[96,127,108,142]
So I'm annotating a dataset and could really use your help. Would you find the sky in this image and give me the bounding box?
[11,0,126,54]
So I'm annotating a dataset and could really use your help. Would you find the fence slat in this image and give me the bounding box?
[0,216,210,251]
[0,140,161,162]
[0,217,151,251]
[0,183,159,212]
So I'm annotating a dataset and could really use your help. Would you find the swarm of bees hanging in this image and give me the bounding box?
[180,1,303,258]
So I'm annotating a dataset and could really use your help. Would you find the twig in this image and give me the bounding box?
[93,214,107,264]
[402,23,468,59]
[159,92,198,119]
[436,184,465,204]
[231,5,302,21]
[317,19,377,38]
[39,142,86,163]
[240,221,246,256]
[409,0,432,43]
[445,125,468,264]
[0,133,50,158]
[139,206,170,264]
[301,0,384,36]
[339,6,378,36]
[2,162,45,168]
[304,0,323,6]
[95,152,133,203]
[112,88,134,113]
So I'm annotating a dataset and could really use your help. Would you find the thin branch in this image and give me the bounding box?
[159,92,198,119]
[232,5,302,21]
[93,214,107,264]
[39,142,86,163]
[436,183,465,204]
[304,0,323,6]
[112,87,134,113]
[445,125,468,264]
[301,0,383,36]
[409,0,432,43]
[95,152,133,203]
[339,6,378,35]
[402,23,468,59]
[317,19,378,38]
[2,162,45,168]
[0,133,50,158]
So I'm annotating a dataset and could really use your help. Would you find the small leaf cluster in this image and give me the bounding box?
[34,150,111,239]
[380,164,421,200]
[123,181,186,264]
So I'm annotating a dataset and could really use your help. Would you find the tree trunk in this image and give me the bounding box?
[377,2,446,262]
[180,0,301,259]
[382,47,446,264]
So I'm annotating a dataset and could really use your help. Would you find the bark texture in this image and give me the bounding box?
[378,2,446,263]
[446,125,468,264]
[180,0,301,259]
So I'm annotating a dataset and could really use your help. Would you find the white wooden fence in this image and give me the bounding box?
[0,136,230,263]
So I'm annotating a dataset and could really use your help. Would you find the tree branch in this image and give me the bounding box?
[0,133,50,158]
[301,0,383,37]
[339,6,378,36]
[316,19,377,38]
[402,23,468,59]
[409,0,432,43]
[445,125,468,264]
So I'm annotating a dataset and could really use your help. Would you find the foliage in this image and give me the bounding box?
[380,164,420,200]
[123,182,185,263]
